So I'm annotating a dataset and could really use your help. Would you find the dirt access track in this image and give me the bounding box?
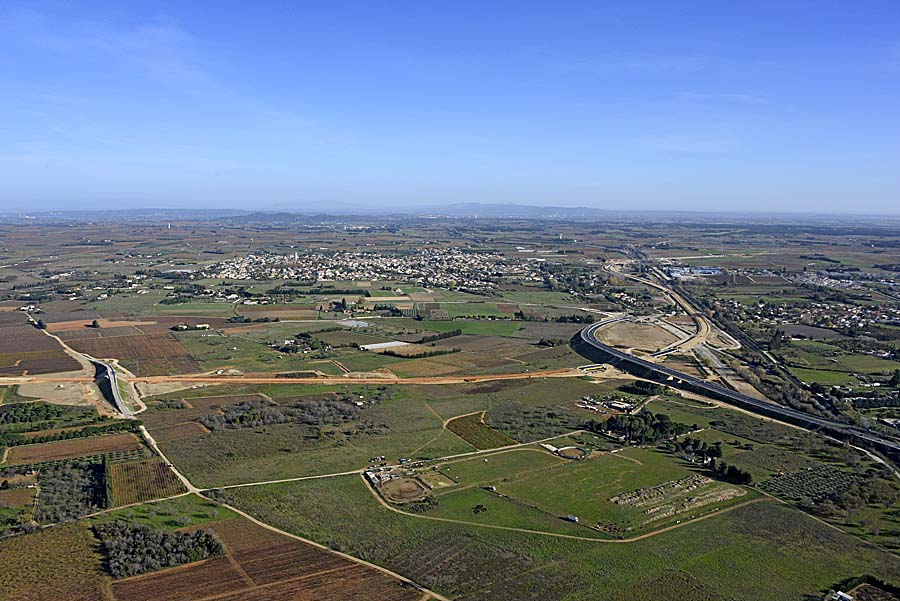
[0,367,585,386]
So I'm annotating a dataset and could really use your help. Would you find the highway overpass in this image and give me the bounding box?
[572,322,900,463]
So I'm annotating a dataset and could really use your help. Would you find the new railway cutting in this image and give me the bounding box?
[573,321,900,463]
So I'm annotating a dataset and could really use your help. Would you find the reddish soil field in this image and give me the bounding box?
[56,326,146,340]
[129,356,204,376]
[112,556,248,601]
[208,565,423,601]
[7,432,143,464]
[0,487,34,508]
[0,326,68,353]
[150,421,209,442]
[67,332,201,376]
[47,319,159,332]
[0,325,80,375]
[37,311,101,324]
[109,517,422,601]
[67,332,187,359]
[3,356,81,375]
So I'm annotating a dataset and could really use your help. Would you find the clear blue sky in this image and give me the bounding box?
[2,1,899,213]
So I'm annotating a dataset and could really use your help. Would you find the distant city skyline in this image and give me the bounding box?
[2,1,900,214]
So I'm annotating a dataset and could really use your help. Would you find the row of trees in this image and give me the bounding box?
[0,419,137,449]
[556,314,596,324]
[512,310,596,323]
[381,347,460,359]
[226,315,280,323]
[419,329,463,343]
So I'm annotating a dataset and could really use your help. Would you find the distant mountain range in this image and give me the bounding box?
[3,203,900,228]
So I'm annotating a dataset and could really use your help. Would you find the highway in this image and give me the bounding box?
[574,322,900,462]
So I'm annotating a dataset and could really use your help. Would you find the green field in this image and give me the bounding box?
[213,474,900,601]
[427,446,753,536]
[88,494,234,530]
[789,367,859,386]
[394,318,523,336]
[152,386,477,487]
[445,413,517,449]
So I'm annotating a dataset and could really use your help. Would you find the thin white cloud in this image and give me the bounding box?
[1,7,216,92]
[36,22,215,90]
[636,134,737,154]
[563,53,707,75]
[673,92,769,106]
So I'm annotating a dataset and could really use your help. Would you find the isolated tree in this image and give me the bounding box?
[91,319,100,328]
[890,369,900,388]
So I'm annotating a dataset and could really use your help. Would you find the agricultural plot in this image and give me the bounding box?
[6,432,144,465]
[0,524,107,601]
[0,486,34,509]
[445,412,516,449]
[396,318,522,337]
[107,458,187,506]
[608,474,745,528]
[110,516,423,601]
[442,302,514,318]
[780,340,900,375]
[789,367,859,386]
[141,393,268,431]
[151,387,474,487]
[0,485,36,530]
[67,332,201,376]
[0,324,80,375]
[0,401,99,435]
[217,474,900,601]
[391,350,523,377]
[111,556,246,601]
[432,448,565,491]
[314,330,392,347]
[33,461,108,523]
[761,464,864,503]
[433,447,750,535]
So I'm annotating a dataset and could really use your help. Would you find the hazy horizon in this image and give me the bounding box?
[2,2,900,214]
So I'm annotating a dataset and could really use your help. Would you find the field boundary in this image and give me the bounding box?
[360,472,773,544]
[208,496,451,601]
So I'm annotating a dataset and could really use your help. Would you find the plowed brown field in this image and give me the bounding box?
[6,432,142,464]
[109,517,423,601]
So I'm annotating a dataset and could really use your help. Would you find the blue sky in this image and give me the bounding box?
[1,1,899,213]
